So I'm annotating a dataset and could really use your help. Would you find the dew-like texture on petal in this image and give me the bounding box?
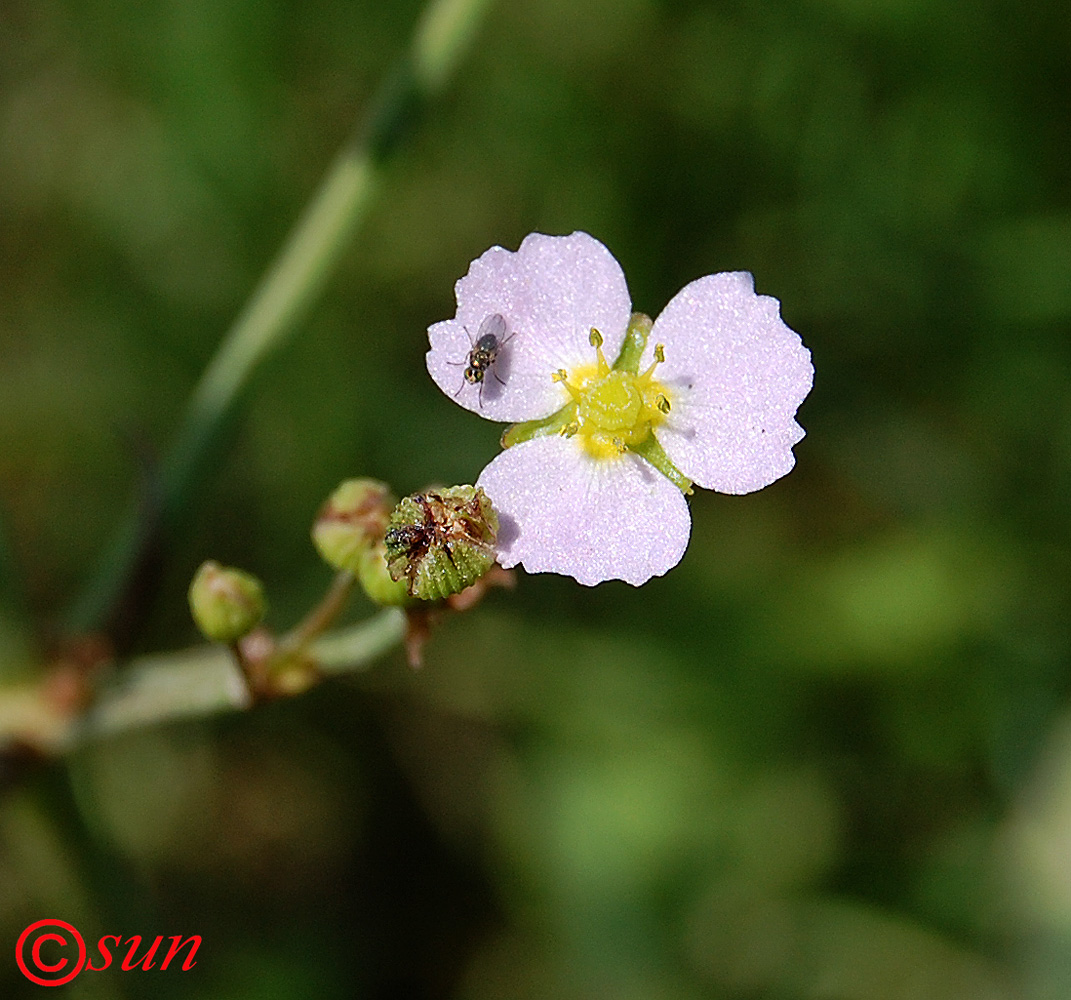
[476,436,691,586]
[427,232,632,422]
[648,272,813,494]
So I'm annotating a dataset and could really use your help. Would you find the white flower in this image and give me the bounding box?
[427,232,813,586]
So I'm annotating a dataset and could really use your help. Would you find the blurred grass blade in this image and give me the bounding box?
[64,0,495,638]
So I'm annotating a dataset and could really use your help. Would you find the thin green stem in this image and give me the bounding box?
[67,0,495,634]
[164,153,379,514]
[280,570,357,654]
[312,608,408,677]
[413,0,495,93]
[0,609,407,755]
[227,639,256,699]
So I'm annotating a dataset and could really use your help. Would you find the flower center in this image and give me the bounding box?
[553,328,671,460]
[580,371,642,431]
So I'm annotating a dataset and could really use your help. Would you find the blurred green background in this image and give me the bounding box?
[2,0,1070,996]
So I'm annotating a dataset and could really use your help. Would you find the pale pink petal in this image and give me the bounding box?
[647,272,813,494]
[476,436,691,586]
[427,232,632,422]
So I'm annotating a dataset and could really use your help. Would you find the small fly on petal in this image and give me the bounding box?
[448,313,515,406]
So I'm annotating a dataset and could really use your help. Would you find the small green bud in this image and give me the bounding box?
[356,540,412,606]
[384,486,499,601]
[312,478,394,574]
[189,560,266,642]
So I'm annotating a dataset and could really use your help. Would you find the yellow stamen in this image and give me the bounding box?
[588,327,611,375]
[552,368,584,404]
[639,343,665,381]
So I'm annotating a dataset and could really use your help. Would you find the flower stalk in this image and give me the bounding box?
[0,611,407,759]
[66,0,497,636]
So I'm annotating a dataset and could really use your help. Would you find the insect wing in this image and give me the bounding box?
[475,313,507,343]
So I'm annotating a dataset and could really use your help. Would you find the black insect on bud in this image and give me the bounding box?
[384,486,499,601]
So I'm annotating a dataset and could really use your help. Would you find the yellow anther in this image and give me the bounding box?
[656,394,671,414]
[553,368,584,404]
[584,327,611,374]
[560,421,579,437]
[640,344,667,382]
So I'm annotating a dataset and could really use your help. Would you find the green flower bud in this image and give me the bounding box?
[384,486,499,601]
[312,478,394,574]
[356,540,412,606]
[188,560,266,642]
